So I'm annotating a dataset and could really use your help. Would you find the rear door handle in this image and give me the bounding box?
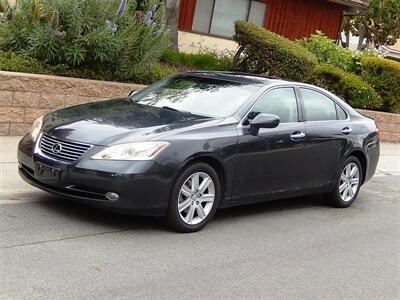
[290,131,306,140]
[342,127,352,135]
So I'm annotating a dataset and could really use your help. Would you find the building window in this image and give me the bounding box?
[192,0,267,37]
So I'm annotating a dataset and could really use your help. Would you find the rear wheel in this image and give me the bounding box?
[166,162,221,233]
[328,156,362,208]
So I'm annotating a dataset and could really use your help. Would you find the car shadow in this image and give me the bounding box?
[36,196,165,231]
[36,193,327,232]
[216,194,326,220]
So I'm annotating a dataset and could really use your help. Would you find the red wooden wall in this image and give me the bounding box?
[178,0,197,30]
[265,0,344,40]
[178,0,344,40]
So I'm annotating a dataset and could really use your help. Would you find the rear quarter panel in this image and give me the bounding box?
[348,116,380,184]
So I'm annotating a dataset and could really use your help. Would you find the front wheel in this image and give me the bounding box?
[328,156,362,208]
[166,162,221,233]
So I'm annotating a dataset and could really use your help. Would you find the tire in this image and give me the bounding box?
[166,162,221,233]
[327,156,363,208]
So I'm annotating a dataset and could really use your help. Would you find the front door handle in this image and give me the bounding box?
[290,131,306,140]
[342,127,352,135]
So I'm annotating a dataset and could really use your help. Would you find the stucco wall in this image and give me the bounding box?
[178,31,237,53]
[0,71,144,136]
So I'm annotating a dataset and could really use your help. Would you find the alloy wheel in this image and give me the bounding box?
[178,172,215,225]
[339,162,360,202]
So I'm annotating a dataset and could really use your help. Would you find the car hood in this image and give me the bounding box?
[42,99,219,145]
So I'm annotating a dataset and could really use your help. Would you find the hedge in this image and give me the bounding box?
[233,21,317,81]
[311,65,382,110]
[161,49,233,71]
[361,57,400,113]
[0,50,178,84]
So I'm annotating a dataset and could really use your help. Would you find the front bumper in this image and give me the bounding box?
[17,134,177,216]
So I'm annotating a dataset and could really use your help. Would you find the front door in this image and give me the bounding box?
[232,87,308,200]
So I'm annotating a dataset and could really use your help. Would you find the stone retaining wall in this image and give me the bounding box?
[0,71,399,142]
[0,71,144,136]
[357,109,400,143]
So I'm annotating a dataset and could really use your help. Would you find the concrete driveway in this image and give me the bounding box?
[1,137,399,299]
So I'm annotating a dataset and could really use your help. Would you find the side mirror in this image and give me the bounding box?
[128,89,139,97]
[249,113,280,136]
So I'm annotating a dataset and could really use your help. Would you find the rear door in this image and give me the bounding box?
[298,87,352,188]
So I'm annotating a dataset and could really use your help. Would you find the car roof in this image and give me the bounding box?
[178,71,288,85]
[174,71,361,119]
[153,70,362,121]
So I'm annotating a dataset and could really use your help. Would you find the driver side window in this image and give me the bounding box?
[247,88,298,123]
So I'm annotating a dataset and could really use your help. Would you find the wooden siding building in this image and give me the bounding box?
[178,0,365,51]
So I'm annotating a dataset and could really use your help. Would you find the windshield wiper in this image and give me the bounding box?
[161,106,195,116]
[161,106,212,118]
[162,106,181,112]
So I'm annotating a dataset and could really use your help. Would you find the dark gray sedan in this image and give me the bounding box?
[18,72,380,232]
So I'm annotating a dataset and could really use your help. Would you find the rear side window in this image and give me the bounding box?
[300,88,337,121]
[249,88,298,123]
[336,104,347,120]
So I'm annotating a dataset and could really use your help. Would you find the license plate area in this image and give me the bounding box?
[35,163,62,183]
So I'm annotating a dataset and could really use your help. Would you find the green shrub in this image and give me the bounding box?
[48,62,177,84]
[0,0,169,77]
[52,67,120,82]
[298,32,379,74]
[0,49,178,84]
[233,21,317,81]
[131,63,176,85]
[297,32,356,72]
[161,49,233,71]
[0,50,48,74]
[119,23,170,79]
[361,56,400,112]
[311,65,382,110]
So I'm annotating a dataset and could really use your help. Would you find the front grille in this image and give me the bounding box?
[39,134,92,162]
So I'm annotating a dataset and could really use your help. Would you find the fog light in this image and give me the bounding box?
[106,192,119,201]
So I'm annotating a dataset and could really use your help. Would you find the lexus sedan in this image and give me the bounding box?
[18,72,380,232]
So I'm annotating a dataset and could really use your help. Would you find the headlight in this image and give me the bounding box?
[30,116,44,142]
[91,142,170,161]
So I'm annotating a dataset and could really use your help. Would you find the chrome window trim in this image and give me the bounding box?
[296,85,351,122]
[237,85,302,129]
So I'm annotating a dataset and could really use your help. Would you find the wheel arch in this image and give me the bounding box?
[179,154,228,198]
[346,150,367,185]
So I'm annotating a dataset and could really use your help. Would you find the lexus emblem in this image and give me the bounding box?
[52,143,63,154]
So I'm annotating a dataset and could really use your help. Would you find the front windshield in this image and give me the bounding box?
[130,75,262,118]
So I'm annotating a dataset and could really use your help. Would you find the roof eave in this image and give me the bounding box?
[382,46,400,59]
[326,0,367,9]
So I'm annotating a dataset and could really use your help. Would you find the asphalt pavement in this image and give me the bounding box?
[0,137,399,299]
